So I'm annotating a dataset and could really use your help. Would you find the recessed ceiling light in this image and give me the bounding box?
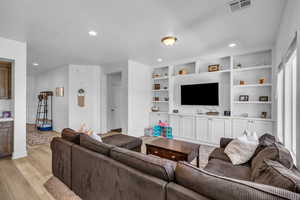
[32,62,39,66]
[229,43,237,48]
[157,58,163,62]
[88,30,98,36]
[161,36,178,46]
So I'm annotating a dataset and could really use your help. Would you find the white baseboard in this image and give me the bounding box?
[12,150,28,160]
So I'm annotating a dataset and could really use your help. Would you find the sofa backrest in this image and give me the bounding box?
[79,134,114,156]
[71,144,167,200]
[110,147,176,182]
[174,162,300,200]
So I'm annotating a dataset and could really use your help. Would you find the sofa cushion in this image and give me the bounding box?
[254,160,300,193]
[80,134,114,156]
[102,134,142,150]
[204,158,251,181]
[175,162,300,200]
[208,148,231,162]
[110,147,176,182]
[224,136,258,165]
[61,128,81,144]
[251,143,294,180]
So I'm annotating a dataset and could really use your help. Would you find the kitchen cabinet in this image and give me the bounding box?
[232,119,273,138]
[170,114,181,137]
[0,121,13,157]
[195,117,209,142]
[180,116,195,139]
[0,61,12,99]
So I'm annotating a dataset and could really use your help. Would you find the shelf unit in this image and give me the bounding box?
[150,49,273,126]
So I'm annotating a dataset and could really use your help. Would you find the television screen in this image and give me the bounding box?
[181,83,219,106]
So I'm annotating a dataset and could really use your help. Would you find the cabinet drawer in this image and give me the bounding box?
[0,121,13,128]
[146,145,187,161]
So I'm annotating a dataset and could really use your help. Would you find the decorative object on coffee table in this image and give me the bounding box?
[208,64,220,72]
[259,96,269,102]
[239,95,249,101]
[146,138,200,167]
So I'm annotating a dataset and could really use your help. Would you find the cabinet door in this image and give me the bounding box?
[180,116,195,139]
[0,65,11,99]
[195,117,209,142]
[210,119,226,145]
[170,115,181,137]
[254,121,273,137]
[0,127,12,157]
[232,119,248,138]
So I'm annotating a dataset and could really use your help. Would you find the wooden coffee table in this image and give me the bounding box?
[145,138,200,167]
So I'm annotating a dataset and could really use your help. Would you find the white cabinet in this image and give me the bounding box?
[232,119,273,138]
[195,117,209,142]
[210,119,226,145]
[180,116,195,139]
[169,114,273,146]
[170,115,181,137]
[195,117,231,145]
[254,121,273,137]
[232,119,248,138]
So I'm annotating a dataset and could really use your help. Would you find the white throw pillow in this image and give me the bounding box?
[224,135,258,165]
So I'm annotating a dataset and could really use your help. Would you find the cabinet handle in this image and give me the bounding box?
[171,155,176,159]
[154,151,158,154]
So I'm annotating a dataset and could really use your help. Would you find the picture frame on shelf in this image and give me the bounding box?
[259,96,269,102]
[208,64,220,72]
[239,95,249,101]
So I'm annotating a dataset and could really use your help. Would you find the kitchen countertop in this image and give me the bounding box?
[0,117,14,122]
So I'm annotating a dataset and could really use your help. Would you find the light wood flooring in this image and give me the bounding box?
[0,144,55,200]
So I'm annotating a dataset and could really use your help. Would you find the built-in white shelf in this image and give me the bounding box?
[233,65,272,72]
[233,83,272,88]
[234,101,272,104]
[152,89,169,92]
[153,76,168,80]
[152,101,169,103]
[150,111,169,114]
[173,69,231,78]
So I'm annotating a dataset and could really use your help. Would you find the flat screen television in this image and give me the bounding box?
[181,83,219,106]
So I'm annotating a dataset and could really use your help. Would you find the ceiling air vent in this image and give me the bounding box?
[229,0,251,12]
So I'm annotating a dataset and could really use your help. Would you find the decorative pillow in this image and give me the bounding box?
[254,160,300,193]
[224,135,258,165]
[251,143,294,180]
[90,132,102,142]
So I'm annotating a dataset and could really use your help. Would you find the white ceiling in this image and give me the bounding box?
[0,0,286,73]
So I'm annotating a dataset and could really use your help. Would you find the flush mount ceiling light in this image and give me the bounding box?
[161,36,178,46]
[228,43,237,48]
[157,58,163,62]
[88,30,98,36]
[32,62,39,66]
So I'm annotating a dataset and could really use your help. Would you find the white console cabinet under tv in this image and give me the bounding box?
[150,49,274,146]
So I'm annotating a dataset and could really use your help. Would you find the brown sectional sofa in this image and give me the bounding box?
[51,130,300,200]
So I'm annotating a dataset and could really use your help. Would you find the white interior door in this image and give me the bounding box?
[110,84,121,130]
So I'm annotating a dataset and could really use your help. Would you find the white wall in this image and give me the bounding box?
[100,65,128,134]
[26,74,36,124]
[274,0,300,166]
[68,65,101,133]
[33,66,69,132]
[0,37,27,159]
[127,60,151,137]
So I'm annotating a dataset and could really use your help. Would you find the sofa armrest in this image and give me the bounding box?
[220,137,234,148]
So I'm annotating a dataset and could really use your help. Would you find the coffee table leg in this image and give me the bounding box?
[196,155,199,168]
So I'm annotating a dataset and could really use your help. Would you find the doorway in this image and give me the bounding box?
[107,72,122,132]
